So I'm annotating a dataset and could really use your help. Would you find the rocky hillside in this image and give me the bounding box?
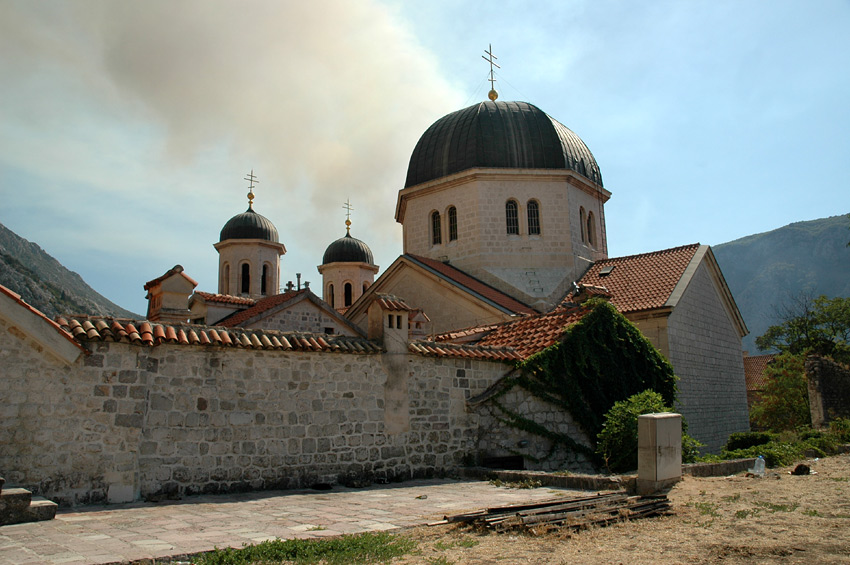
[0,222,138,319]
[713,214,850,354]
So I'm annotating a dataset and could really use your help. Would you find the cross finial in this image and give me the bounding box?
[342,198,354,234]
[244,169,259,209]
[482,44,500,101]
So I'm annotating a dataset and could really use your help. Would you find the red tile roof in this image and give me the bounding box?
[193,291,257,306]
[215,290,306,327]
[56,315,382,354]
[434,304,592,360]
[55,314,520,361]
[744,353,776,392]
[406,254,536,315]
[0,284,86,354]
[574,244,700,313]
[144,264,199,291]
[408,341,522,361]
[375,296,413,311]
[476,305,591,359]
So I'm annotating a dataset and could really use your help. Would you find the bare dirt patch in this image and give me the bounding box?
[396,454,850,564]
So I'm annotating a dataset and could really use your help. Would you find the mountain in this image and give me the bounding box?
[713,214,850,354]
[0,222,138,319]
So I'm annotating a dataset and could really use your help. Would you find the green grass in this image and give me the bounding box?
[194,531,417,564]
[754,501,799,513]
[687,501,719,517]
[434,538,479,551]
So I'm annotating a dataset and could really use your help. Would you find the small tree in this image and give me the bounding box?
[596,390,701,473]
[756,293,850,364]
[750,352,810,431]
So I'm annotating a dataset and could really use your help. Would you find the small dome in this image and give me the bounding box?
[219,208,280,242]
[405,100,603,188]
[322,232,374,265]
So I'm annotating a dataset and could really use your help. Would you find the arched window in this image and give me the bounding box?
[527,200,540,235]
[240,263,250,294]
[261,264,269,295]
[505,200,519,235]
[587,211,596,247]
[448,206,458,241]
[431,211,442,245]
[344,282,353,307]
[579,207,587,243]
[223,264,230,295]
[328,284,335,308]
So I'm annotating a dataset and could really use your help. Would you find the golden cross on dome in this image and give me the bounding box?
[482,44,500,101]
[342,198,353,233]
[244,169,259,208]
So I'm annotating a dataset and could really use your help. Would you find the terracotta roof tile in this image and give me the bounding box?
[476,306,591,359]
[57,315,382,355]
[408,340,522,361]
[193,291,257,307]
[744,353,776,392]
[143,265,198,291]
[406,254,536,315]
[0,284,87,355]
[433,305,591,360]
[573,244,700,313]
[375,296,413,311]
[214,290,306,327]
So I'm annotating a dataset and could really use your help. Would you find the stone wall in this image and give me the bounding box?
[1,321,515,506]
[244,299,357,336]
[806,355,850,427]
[666,262,750,452]
[473,381,595,473]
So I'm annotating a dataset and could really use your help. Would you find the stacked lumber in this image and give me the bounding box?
[438,492,670,534]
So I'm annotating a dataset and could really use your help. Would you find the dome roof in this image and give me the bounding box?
[322,232,374,265]
[219,207,280,243]
[404,100,603,188]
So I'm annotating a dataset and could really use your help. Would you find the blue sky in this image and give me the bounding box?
[1,1,848,316]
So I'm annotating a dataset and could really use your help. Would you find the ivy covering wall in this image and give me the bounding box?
[487,299,678,462]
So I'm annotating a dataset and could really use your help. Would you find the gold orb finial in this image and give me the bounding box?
[488,89,499,101]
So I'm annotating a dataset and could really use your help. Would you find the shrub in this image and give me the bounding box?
[721,441,805,468]
[725,431,776,452]
[829,417,850,442]
[596,390,702,473]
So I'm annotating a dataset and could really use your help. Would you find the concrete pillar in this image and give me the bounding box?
[637,412,682,494]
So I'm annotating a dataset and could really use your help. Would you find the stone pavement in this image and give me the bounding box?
[0,479,583,564]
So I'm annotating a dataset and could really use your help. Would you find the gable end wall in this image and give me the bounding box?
[666,261,749,452]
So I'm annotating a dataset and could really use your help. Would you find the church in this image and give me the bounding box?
[0,90,750,506]
[147,96,749,453]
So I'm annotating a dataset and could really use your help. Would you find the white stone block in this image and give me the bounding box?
[637,413,682,482]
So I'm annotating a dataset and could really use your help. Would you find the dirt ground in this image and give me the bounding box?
[396,454,850,564]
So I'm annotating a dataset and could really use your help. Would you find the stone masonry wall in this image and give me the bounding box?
[667,262,750,452]
[1,323,516,506]
[244,300,357,336]
[474,384,595,473]
[806,355,850,427]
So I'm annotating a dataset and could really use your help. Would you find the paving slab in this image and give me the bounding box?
[0,479,585,564]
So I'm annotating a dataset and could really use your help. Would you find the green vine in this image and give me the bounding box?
[482,299,679,463]
[489,398,596,461]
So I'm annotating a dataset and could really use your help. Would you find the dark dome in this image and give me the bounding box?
[219,208,280,242]
[404,100,603,188]
[322,232,374,265]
